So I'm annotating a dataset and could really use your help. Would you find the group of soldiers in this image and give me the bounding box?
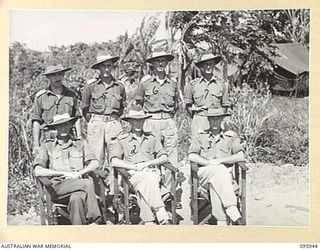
[32,49,244,226]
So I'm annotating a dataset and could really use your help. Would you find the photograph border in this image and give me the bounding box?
[0,0,319,243]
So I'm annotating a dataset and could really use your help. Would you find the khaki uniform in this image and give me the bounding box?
[33,86,80,143]
[134,75,178,188]
[110,131,169,222]
[33,138,101,225]
[81,77,126,169]
[184,75,229,135]
[188,130,243,221]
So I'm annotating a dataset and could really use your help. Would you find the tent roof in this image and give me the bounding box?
[268,43,309,76]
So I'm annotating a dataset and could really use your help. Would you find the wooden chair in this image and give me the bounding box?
[36,170,108,225]
[190,161,248,225]
[113,162,179,224]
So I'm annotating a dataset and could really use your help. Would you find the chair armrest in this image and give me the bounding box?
[116,168,132,179]
[162,162,179,173]
[90,169,108,179]
[236,162,249,171]
[37,176,53,187]
[190,162,199,172]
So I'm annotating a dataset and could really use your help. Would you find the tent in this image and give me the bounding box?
[266,43,309,96]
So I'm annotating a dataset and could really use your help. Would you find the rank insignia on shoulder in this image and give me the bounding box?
[224,130,236,137]
[87,78,99,85]
[140,75,152,82]
[35,89,47,98]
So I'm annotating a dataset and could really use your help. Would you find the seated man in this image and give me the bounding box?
[111,106,172,225]
[188,107,244,225]
[33,113,101,225]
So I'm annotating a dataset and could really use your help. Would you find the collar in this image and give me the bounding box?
[151,75,170,85]
[204,129,225,139]
[46,85,68,96]
[98,76,118,87]
[200,74,217,85]
[55,138,75,149]
[128,131,149,143]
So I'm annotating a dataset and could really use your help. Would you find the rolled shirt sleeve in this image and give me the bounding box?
[188,134,201,155]
[231,135,244,154]
[109,139,124,161]
[133,81,145,101]
[33,145,49,168]
[83,140,96,163]
[153,136,168,158]
[81,84,91,113]
[184,81,193,105]
[32,96,43,124]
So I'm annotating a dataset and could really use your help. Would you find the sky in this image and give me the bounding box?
[10,10,161,51]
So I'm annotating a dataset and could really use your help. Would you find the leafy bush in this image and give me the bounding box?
[227,83,308,166]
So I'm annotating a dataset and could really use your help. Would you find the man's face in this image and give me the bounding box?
[98,61,114,77]
[199,59,217,75]
[46,72,65,85]
[129,118,145,133]
[56,121,74,138]
[152,57,169,74]
[208,116,224,130]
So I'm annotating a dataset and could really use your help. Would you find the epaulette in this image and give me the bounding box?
[35,89,47,98]
[140,75,152,83]
[224,130,237,137]
[213,74,224,83]
[87,78,99,85]
[143,131,155,137]
[117,132,129,140]
[190,77,201,86]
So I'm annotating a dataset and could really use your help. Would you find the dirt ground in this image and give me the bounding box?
[7,161,309,227]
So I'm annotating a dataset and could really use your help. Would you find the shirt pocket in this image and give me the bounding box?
[60,97,74,115]
[91,92,106,112]
[111,90,123,109]
[48,151,64,171]
[193,91,204,105]
[69,150,84,171]
[42,101,56,123]
[162,86,175,106]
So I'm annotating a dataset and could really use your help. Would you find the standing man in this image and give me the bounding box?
[33,113,101,225]
[32,64,81,157]
[81,53,126,174]
[184,53,230,136]
[111,106,172,225]
[188,107,244,225]
[134,50,179,191]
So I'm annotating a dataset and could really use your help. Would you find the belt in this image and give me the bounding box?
[91,113,119,122]
[147,112,172,120]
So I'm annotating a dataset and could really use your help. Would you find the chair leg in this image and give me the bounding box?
[113,169,119,224]
[37,182,47,225]
[241,169,247,225]
[170,171,177,224]
[191,170,199,225]
[99,180,107,224]
[124,181,130,224]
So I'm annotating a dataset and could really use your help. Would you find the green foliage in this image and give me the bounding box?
[227,84,308,166]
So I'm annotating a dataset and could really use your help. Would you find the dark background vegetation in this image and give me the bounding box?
[8,10,309,216]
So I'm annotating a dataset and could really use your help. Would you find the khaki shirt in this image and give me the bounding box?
[81,77,126,115]
[110,131,167,164]
[34,138,95,172]
[188,130,243,160]
[184,75,229,113]
[134,75,178,113]
[33,85,80,124]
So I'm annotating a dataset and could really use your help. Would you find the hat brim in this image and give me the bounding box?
[195,56,222,67]
[42,67,72,76]
[44,116,80,129]
[121,114,152,121]
[91,57,119,69]
[146,54,174,63]
[206,112,230,117]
